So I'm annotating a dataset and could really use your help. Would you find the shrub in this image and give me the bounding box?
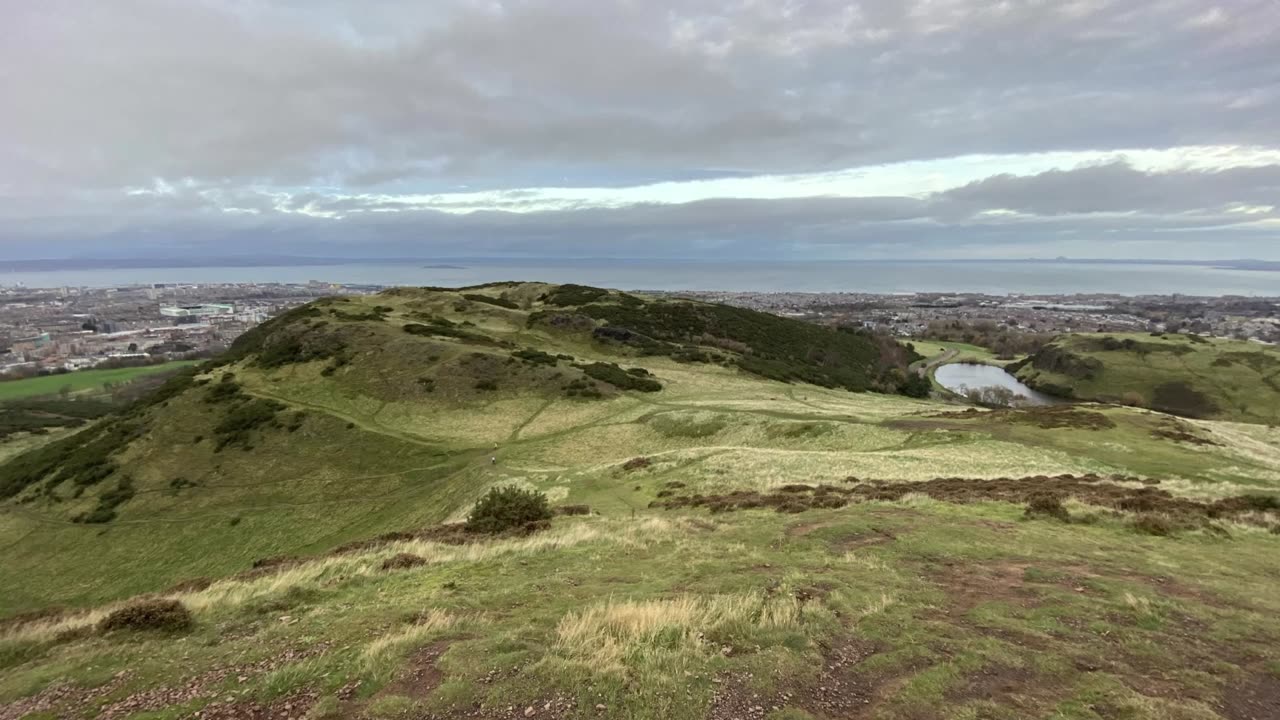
[213,398,284,450]
[466,486,552,534]
[542,284,611,306]
[98,599,193,633]
[1237,494,1280,512]
[74,476,136,523]
[563,378,603,398]
[1132,514,1175,536]
[576,362,662,392]
[1120,391,1146,407]
[622,457,652,471]
[381,553,427,570]
[463,293,519,309]
[512,348,558,366]
[555,504,591,516]
[1024,494,1069,521]
[474,379,498,391]
[898,373,932,398]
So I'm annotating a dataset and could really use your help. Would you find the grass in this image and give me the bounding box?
[0,361,198,401]
[1,286,1279,719]
[3,505,1277,719]
[1012,332,1280,423]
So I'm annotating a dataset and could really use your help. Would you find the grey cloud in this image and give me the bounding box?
[939,162,1280,215]
[3,0,1280,261]
[4,0,1279,194]
[3,168,1276,262]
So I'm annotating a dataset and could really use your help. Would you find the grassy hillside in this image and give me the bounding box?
[1010,333,1280,423]
[1,284,1279,720]
[0,361,198,401]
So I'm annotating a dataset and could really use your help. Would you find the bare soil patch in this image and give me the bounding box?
[709,638,882,720]
[944,663,1038,704]
[1220,672,1280,720]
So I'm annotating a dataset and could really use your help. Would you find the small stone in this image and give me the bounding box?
[595,704,607,711]
[525,706,536,717]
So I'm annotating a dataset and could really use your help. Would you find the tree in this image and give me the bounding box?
[964,385,1019,408]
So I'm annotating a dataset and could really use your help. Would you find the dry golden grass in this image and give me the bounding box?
[363,609,459,664]
[178,517,681,615]
[553,593,813,672]
[0,607,111,645]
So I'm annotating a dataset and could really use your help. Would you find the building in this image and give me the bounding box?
[159,303,235,319]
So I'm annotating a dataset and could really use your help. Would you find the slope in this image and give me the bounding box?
[1009,332,1280,423]
[2,285,1280,720]
[0,283,923,612]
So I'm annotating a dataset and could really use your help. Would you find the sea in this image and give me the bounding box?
[1,260,1276,296]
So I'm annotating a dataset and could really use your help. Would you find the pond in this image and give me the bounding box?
[933,363,1063,406]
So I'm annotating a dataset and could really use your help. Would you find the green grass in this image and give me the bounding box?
[1,286,1279,719]
[0,361,198,401]
[1012,332,1280,423]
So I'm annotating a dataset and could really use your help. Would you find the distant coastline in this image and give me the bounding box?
[2,258,1278,297]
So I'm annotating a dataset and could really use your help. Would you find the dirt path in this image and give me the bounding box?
[917,348,959,376]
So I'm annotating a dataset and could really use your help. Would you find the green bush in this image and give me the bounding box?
[466,486,552,534]
[213,398,284,450]
[898,373,932,398]
[542,284,611,306]
[463,293,519,309]
[98,598,193,633]
[576,299,896,392]
[512,348,558,366]
[576,362,662,392]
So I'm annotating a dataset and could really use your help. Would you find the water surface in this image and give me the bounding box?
[1,260,1276,296]
[933,363,1061,406]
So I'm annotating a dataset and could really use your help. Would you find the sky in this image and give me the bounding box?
[2,0,1279,261]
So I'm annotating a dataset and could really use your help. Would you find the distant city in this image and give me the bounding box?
[673,290,1280,348]
[3,278,1276,379]
[0,281,379,378]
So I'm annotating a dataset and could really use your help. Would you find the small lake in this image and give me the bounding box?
[933,363,1062,406]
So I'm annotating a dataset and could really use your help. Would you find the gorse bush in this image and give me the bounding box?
[466,486,552,534]
[98,598,193,633]
[1024,494,1069,521]
[575,362,662,392]
[464,293,520,309]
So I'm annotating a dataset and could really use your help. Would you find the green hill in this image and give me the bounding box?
[1,285,1279,720]
[1009,332,1280,423]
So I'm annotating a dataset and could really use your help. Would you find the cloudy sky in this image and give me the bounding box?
[3,0,1279,261]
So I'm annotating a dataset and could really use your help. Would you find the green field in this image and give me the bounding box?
[1011,332,1280,423]
[0,361,198,401]
[909,340,1001,366]
[1,286,1278,720]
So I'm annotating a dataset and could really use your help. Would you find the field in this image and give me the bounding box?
[0,361,198,401]
[909,340,1003,367]
[1,286,1278,720]
[1011,333,1280,423]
